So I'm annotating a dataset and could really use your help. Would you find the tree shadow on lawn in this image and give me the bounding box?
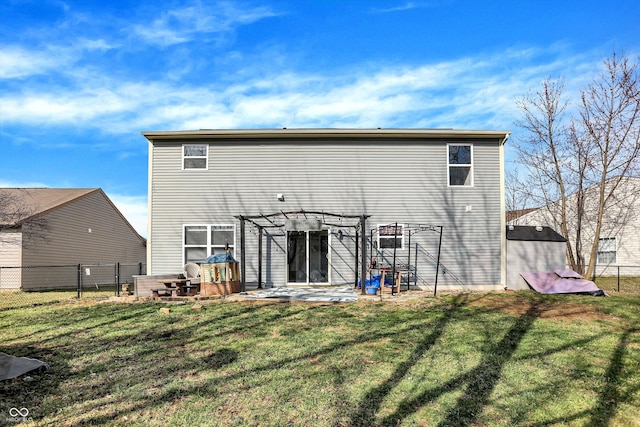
[585,323,640,427]
[1,301,323,425]
[0,302,256,424]
[2,296,637,426]
[48,302,431,425]
[349,294,637,427]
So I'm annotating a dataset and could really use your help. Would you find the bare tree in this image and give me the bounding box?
[0,189,49,248]
[513,51,640,277]
[504,168,536,224]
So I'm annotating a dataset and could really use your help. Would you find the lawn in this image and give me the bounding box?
[1,291,639,426]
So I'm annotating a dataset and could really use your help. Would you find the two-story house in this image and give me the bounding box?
[143,128,510,292]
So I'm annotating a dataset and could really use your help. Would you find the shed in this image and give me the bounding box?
[506,225,567,290]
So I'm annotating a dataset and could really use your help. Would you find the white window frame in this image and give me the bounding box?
[182,144,208,170]
[183,224,236,265]
[377,224,405,250]
[447,143,474,187]
[596,237,617,265]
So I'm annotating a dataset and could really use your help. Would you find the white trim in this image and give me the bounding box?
[147,140,154,272]
[285,228,331,286]
[182,144,209,170]
[446,143,474,187]
[182,223,236,265]
[377,223,405,250]
[596,237,617,265]
[499,141,506,288]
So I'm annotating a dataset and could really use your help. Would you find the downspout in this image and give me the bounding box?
[240,217,246,292]
[146,139,154,274]
[499,132,511,290]
[360,215,367,296]
[257,226,263,289]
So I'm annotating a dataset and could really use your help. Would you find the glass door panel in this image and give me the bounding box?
[287,229,330,284]
[309,230,329,284]
[287,231,307,283]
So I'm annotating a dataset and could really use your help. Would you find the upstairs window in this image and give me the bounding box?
[183,144,208,169]
[596,237,617,265]
[378,224,404,249]
[448,144,473,186]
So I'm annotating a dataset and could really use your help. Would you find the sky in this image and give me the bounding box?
[1,0,639,237]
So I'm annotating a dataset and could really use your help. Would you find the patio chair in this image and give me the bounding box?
[182,263,201,295]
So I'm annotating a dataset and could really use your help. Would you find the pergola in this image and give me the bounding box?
[235,210,370,294]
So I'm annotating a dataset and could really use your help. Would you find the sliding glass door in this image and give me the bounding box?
[287,230,329,285]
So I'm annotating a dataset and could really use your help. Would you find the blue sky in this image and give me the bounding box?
[1,0,638,237]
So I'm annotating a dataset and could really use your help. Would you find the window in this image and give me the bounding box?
[183,224,235,263]
[183,144,208,169]
[596,237,617,265]
[378,224,404,249]
[448,144,473,186]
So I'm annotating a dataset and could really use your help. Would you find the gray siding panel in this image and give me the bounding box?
[0,231,22,288]
[150,138,504,288]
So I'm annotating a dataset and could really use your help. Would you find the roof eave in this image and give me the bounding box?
[142,128,511,143]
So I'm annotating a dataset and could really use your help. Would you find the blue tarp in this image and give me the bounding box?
[202,253,237,264]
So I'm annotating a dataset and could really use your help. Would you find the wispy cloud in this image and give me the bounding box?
[0,179,49,188]
[0,46,601,135]
[370,2,436,14]
[132,1,280,47]
[0,45,69,79]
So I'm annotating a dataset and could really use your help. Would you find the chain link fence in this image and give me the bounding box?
[594,265,640,294]
[0,263,146,309]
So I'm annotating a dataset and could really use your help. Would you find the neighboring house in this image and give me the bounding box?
[506,225,567,290]
[510,177,640,276]
[0,188,146,290]
[143,128,511,292]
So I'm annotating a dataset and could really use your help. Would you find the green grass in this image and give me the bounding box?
[593,276,640,294]
[0,288,115,310]
[1,292,639,426]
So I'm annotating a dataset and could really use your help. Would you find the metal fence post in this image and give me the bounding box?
[77,264,82,298]
[617,265,620,293]
[116,262,120,296]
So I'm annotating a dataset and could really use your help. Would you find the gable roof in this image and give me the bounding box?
[506,225,567,242]
[0,188,145,244]
[0,188,98,226]
[506,208,539,223]
[0,188,99,225]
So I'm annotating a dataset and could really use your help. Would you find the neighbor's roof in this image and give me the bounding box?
[0,189,144,243]
[142,128,511,143]
[506,225,567,242]
[506,208,539,223]
[0,188,99,226]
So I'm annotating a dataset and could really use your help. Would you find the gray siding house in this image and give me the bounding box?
[143,128,510,292]
[0,188,147,290]
[511,177,640,277]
